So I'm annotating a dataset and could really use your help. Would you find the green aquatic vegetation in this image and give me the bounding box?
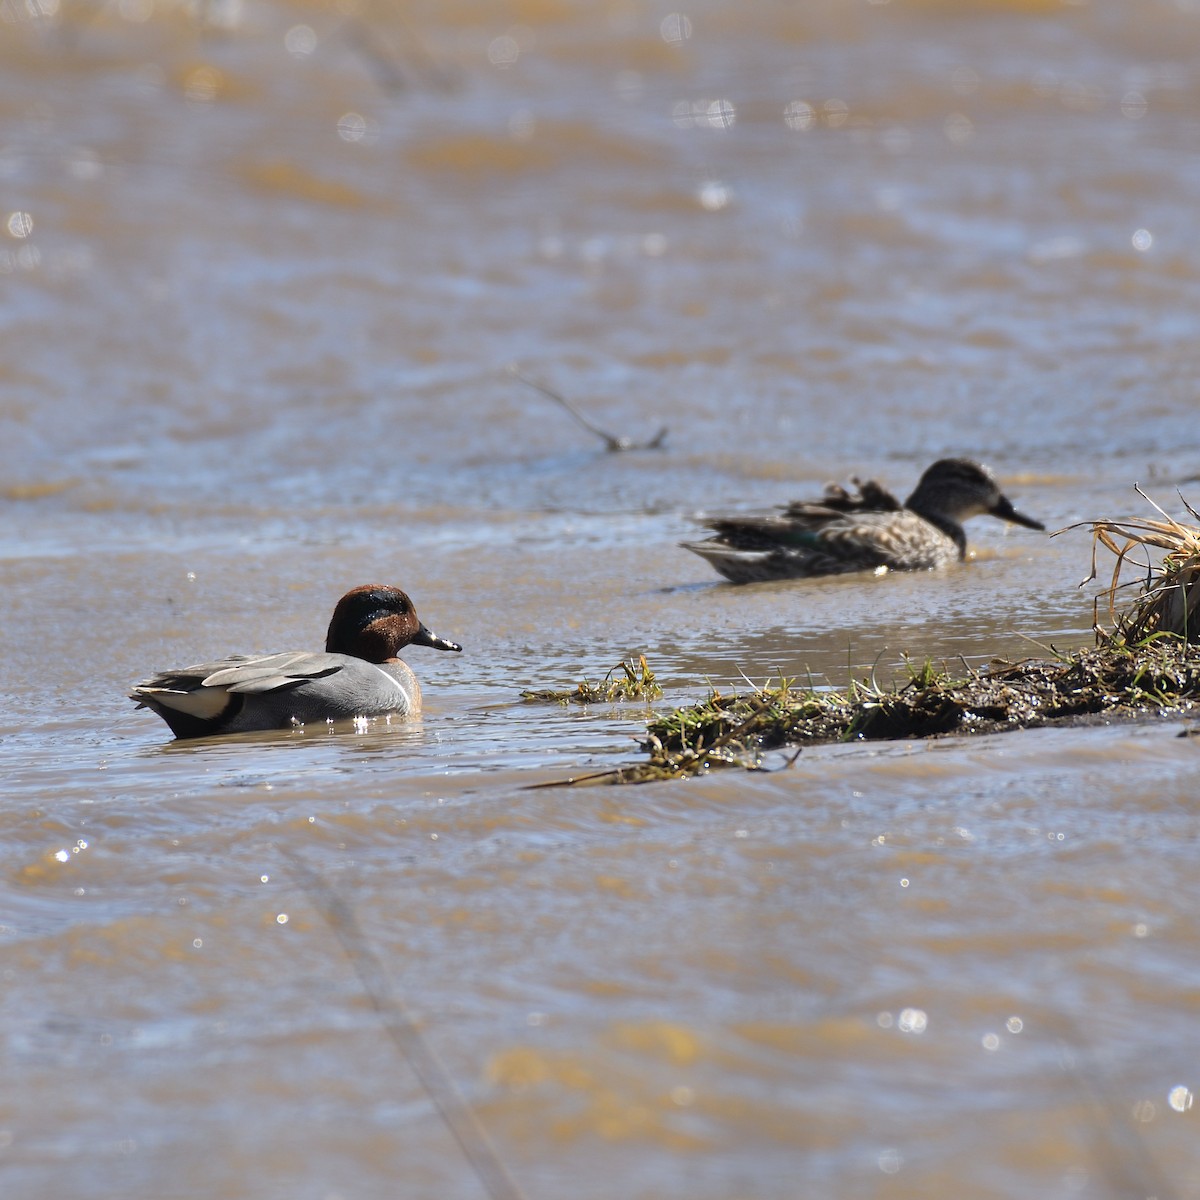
[520,655,662,705]
[535,640,1200,786]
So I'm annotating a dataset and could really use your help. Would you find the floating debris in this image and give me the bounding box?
[509,368,667,452]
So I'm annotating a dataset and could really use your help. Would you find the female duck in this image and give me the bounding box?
[131,584,462,738]
[682,458,1044,584]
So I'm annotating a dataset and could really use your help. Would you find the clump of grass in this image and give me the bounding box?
[532,642,1200,786]
[520,655,662,705]
[1069,485,1200,644]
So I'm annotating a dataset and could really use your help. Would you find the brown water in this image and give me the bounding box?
[3,0,1200,1196]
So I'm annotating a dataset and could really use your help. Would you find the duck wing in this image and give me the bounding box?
[782,478,902,518]
[196,652,346,693]
[135,652,344,697]
[130,652,347,727]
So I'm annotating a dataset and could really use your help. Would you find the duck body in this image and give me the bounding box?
[682,458,1044,585]
[131,585,461,739]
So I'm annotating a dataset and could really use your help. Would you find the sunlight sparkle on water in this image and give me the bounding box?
[705,99,736,130]
[897,1008,927,1034]
[878,1148,903,1174]
[1121,90,1148,119]
[285,25,316,58]
[823,99,849,128]
[697,181,733,211]
[487,35,519,68]
[1168,1085,1193,1113]
[509,111,536,142]
[784,101,816,131]
[337,113,377,145]
[672,99,736,130]
[944,113,974,144]
[660,12,692,44]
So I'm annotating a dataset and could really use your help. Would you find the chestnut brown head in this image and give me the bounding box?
[325,585,462,663]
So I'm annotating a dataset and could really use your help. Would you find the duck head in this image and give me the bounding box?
[326,585,462,663]
[907,458,1044,530]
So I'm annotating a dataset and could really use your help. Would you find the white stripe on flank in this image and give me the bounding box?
[372,664,410,711]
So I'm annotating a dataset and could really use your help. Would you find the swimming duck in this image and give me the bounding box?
[131,584,462,738]
[682,458,1045,584]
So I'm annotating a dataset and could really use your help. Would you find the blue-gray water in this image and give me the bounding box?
[2,1,1199,1196]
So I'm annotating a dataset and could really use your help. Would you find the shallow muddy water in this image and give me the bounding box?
[2,1,1200,1196]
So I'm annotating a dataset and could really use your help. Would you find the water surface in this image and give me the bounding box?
[2,1,1200,1196]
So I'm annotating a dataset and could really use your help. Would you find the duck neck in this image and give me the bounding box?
[909,504,968,558]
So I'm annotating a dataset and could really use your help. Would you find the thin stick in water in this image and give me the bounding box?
[285,853,528,1200]
[509,367,667,452]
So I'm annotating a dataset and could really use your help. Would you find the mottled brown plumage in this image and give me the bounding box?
[682,459,1044,584]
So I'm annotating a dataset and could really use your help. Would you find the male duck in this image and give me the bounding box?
[131,584,462,738]
[682,458,1044,584]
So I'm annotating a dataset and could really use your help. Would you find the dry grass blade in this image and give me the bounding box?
[1060,485,1200,643]
[285,854,528,1200]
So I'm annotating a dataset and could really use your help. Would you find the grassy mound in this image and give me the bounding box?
[530,487,1200,786]
[530,641,1200,787]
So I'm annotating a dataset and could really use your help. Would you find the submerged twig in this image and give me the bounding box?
[509,368,667,452]
[285,854,527,1200]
